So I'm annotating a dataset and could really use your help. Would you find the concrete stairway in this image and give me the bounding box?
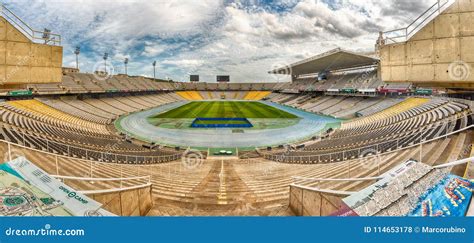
[148,160,294,216]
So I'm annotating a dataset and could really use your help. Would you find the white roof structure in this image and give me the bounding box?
[269,48,379,76]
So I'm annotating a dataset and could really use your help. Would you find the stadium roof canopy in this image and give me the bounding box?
[269,48,379,76]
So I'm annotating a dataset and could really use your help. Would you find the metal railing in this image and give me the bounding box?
[292,175,384,183]
[51,174,152,195]
[290,176,383,195]
[52,174,151,182]
[290,185,355,196]
[78,183,152,195]
[382,0,455,44]
[0,4,61,45]
[433,156,474,169]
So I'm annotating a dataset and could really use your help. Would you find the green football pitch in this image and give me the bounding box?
[152,101,298,119]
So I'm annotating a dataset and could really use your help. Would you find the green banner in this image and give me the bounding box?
[415,89,432,95]
[8,90,32,96]
[341,88,356,93]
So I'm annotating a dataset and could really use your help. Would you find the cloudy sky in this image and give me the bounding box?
[5,0,434,82]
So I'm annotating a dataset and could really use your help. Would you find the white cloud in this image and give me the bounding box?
[162,59,204,67]
[142,45,165,57]
[4,0,436,82]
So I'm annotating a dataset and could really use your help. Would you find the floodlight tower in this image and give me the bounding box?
[124,58,129,75]
[74,46,80,70]
[103,52,108,73]
[152,61,157,80]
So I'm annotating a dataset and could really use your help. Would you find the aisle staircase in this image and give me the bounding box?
[147,159,293,216]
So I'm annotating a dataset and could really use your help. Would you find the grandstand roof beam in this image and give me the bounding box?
[268,48,379,76]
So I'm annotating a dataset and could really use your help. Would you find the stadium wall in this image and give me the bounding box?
[380,0,474,88]
[89,186,153,216]
[289,185,346,216]
[0,16,63,86]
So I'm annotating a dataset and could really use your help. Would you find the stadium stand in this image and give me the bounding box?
[341,97,430,129]
[0,94,185,164]
[3,125,469,216]
[38,98,115,124]
[261,98,471,164]
[2,79,473,216]
[244,91,272,100]
[0,0,473,216]
[237,138,469,209]
[6,99,108,133]
[176,91,203,100]
[354,98,405,117]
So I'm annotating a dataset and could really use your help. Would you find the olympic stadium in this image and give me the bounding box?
[0,0,473,218]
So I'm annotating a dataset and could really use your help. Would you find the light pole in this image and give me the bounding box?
[74,46,80,70]
[152,61,156,80]
[103,52,108,73]
[124,58,129,75]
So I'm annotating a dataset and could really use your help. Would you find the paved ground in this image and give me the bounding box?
[117,101,340,148]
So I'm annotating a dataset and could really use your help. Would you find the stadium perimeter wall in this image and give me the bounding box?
[89,186,153,216]
[380,0,474,88]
